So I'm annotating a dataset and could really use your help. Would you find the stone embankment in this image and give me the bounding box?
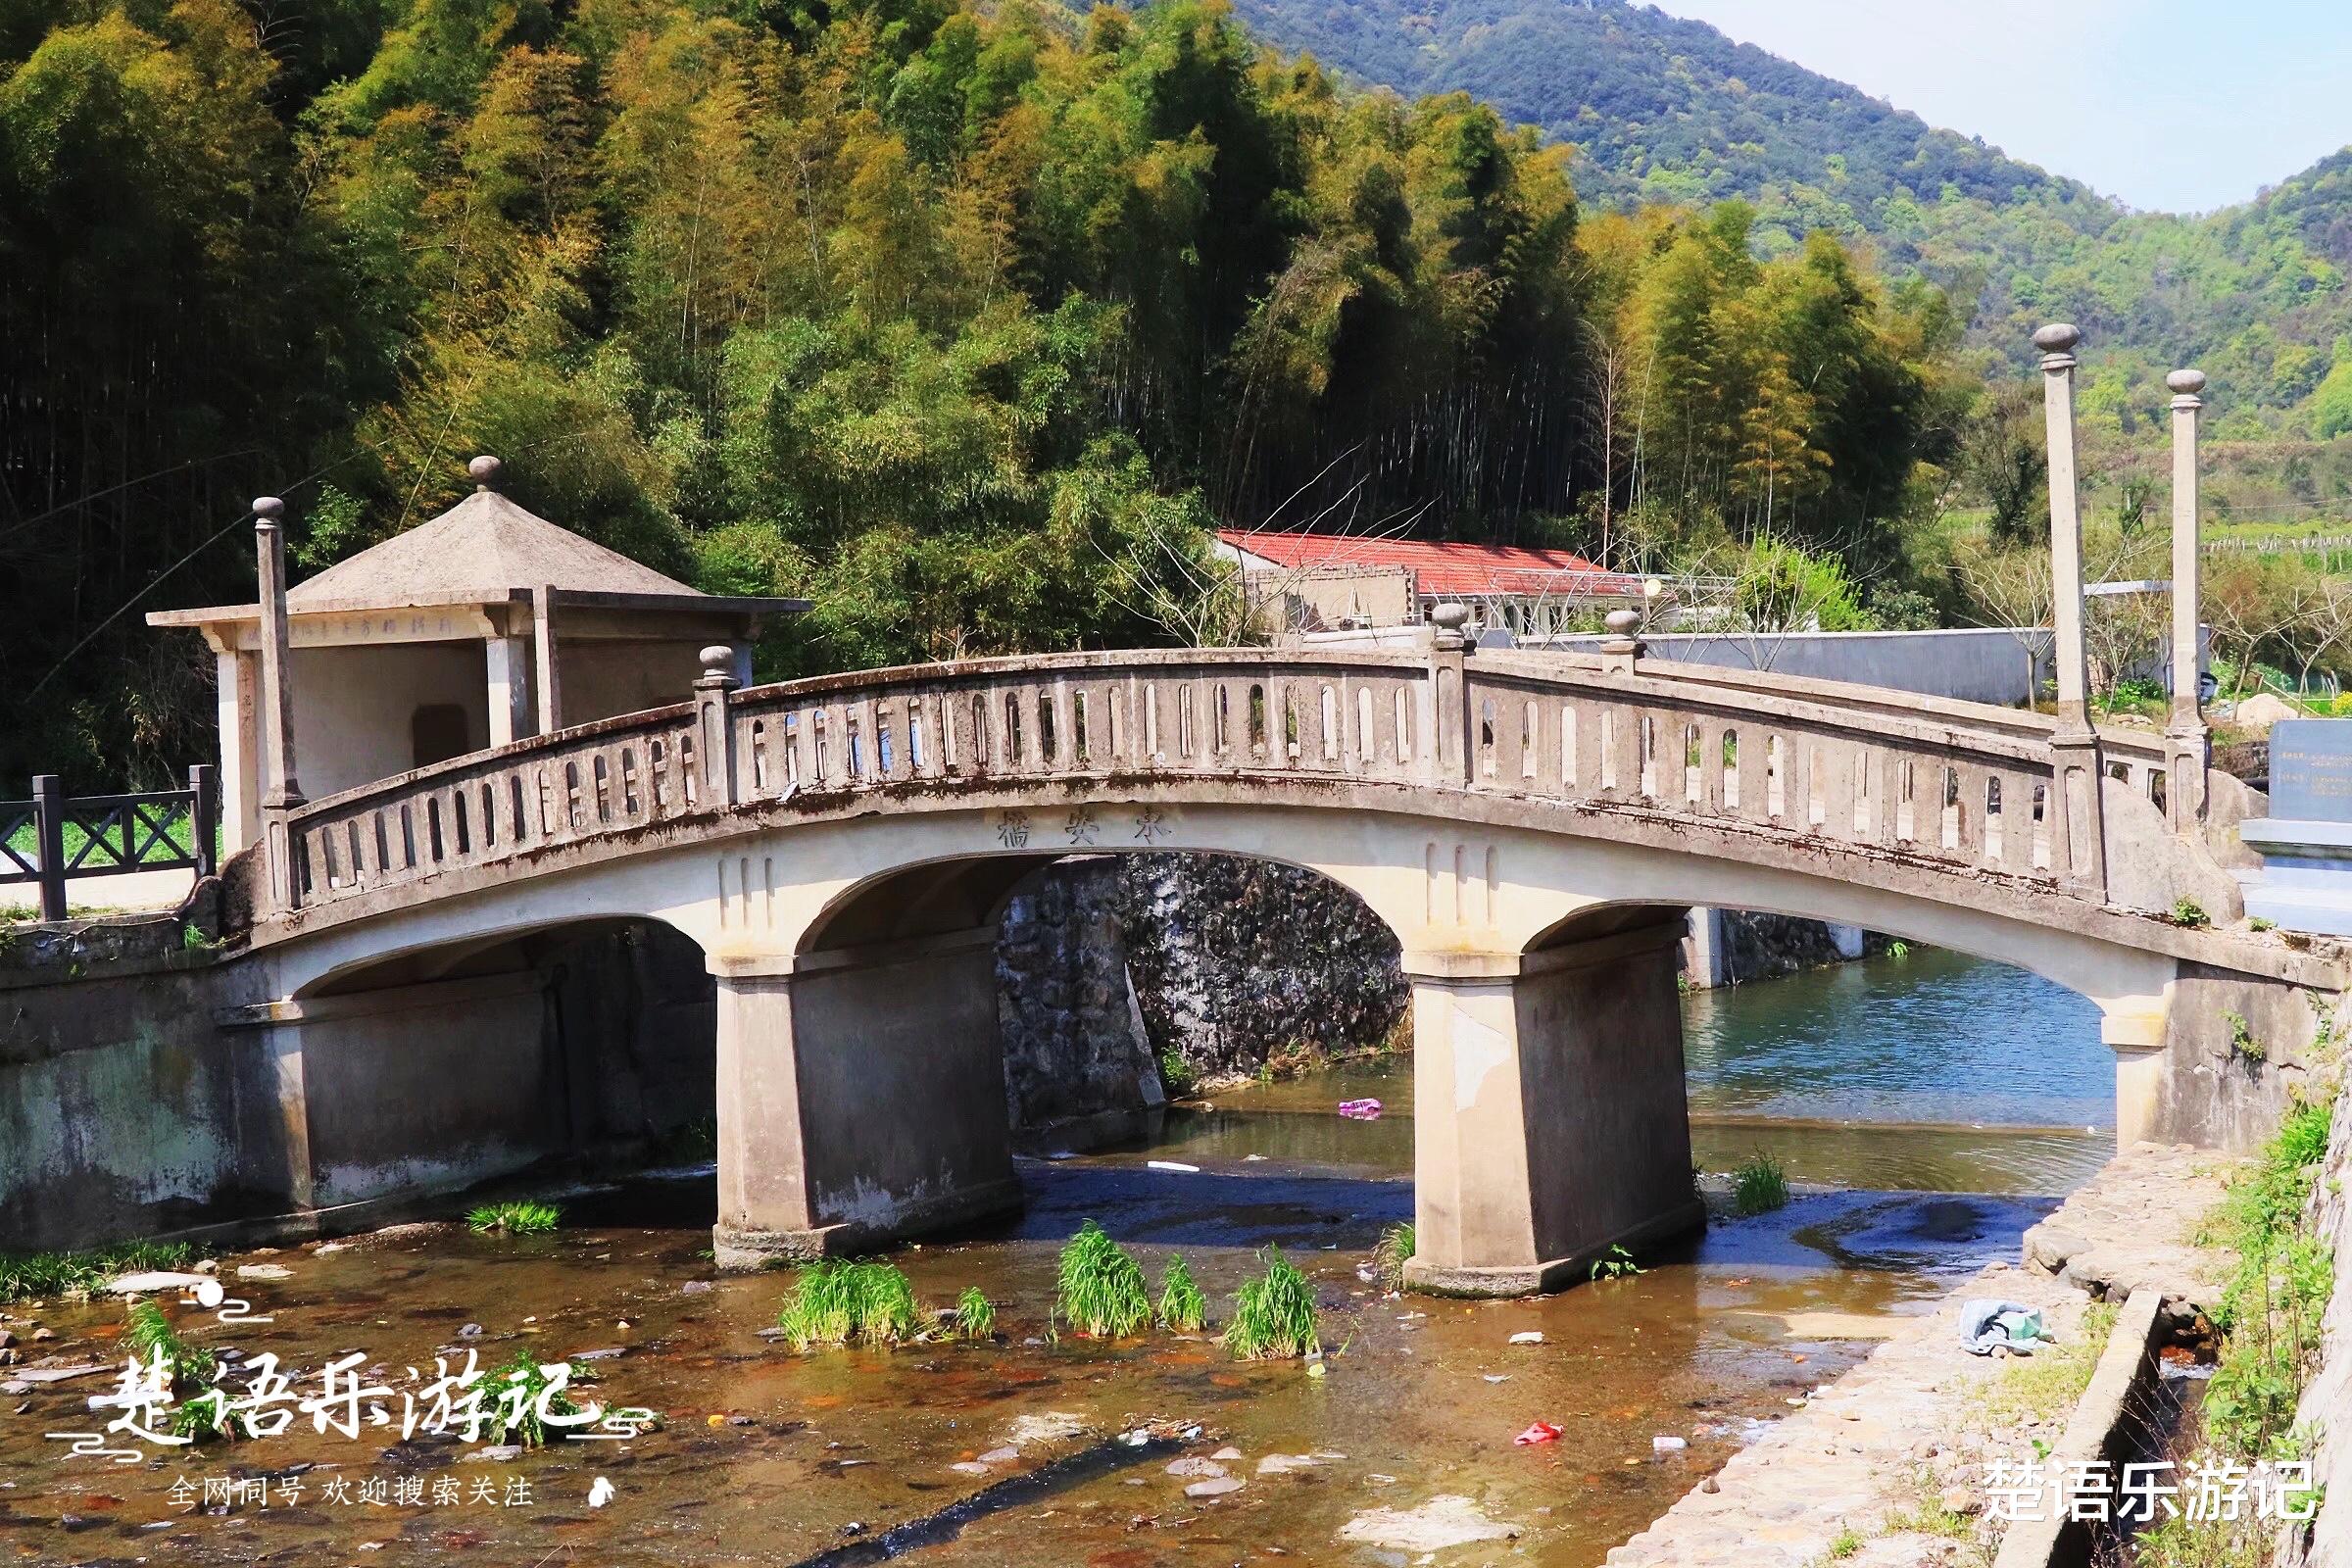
[1609,1143,2239,1568]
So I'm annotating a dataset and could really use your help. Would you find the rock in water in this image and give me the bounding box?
[1339,1495,1521,1552]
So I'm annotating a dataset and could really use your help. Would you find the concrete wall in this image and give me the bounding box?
[2142,959,2334,1154]
[561,639,710,727]
[1522,627,2209,708]
[0,915,715,1250]
[289,642,491,800]
[0,921,282,1250]
[791,940,1014,1227]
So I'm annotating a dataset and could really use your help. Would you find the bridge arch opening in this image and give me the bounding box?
[280,915,717,1221]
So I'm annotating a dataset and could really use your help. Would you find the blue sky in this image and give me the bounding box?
[1663,0,2352,213]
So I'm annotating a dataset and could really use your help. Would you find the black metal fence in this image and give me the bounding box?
[0,768,218,921]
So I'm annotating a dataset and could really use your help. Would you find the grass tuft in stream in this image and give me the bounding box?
[1373,1222,1416,1292]
[0,1240,198,1303]
[1223,1248,1320,1360]
[1733,1151,1791,1215]
[1055,1221,1151,1339]
[486,1348,592,1446]
[777,1259,922,1351]
[125,1300,232,1441]
[955,1286,997,1341]
[467,1200,561,1236]
[1155,1255,1206,1332]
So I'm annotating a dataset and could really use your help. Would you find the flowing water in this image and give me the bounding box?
[0,951,2113,1566]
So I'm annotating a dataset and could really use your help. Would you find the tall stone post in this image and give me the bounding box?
[254,497,307,910]
[2035,324,2107,897]
[1425,601,1472,786]
[695,644,741,807]
[2167,368,2210,828]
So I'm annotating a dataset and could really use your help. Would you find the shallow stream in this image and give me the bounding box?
[0,950,2115,1565]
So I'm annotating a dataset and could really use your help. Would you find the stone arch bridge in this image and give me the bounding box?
[222,640,2340,1294]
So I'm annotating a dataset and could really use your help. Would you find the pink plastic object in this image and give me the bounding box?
[1337,1099,1384,1120]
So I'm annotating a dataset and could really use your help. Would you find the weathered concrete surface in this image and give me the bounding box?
[0,918,713,1250]
[2020,1141,2233,1322]
[1605,1261,2092,1568]
[2145,960,2336,1152]
[1405,917,1701,1295]
[0,920,278,1250]
[712,932,1019,1267]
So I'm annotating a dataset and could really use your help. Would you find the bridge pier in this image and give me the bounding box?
[710,930,1023,1268]
[1403,916,1703,1296]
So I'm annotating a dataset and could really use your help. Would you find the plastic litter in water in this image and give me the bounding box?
[1337,1099,1383,1120]
[1651,1435,1687,1452]
[1146,1160,1200,1173]
[1507,1331,1544,1346]
[1512,1422,1562,1446]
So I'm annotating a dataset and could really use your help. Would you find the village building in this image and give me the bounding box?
[147,456,807,853]
[1213,528,1649,638]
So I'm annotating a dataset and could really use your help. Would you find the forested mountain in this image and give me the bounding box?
[0,0,1967,784]
[1232,0,2352,435]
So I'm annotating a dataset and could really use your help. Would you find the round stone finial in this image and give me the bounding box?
[699,644,737,678]
[2033,322,2082,354]
[467,454,503,490]
[2167,368,2208,396]
[251,496,284,522]
[1430,603,1470,632]
[1603,608,1642,636]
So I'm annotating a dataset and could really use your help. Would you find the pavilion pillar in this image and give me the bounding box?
[485,631,535,748]
[2166,368,2211,829]
[1402,917,1702,1297]
[254,497,306,909]
[209,639,262,855]
[2036,323,2107,899]
[531,584,564,736]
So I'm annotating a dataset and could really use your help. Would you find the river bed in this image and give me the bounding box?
[0,951,2114,1565]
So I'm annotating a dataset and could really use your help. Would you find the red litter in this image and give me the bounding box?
[1337,1099,1383,1120]
[1513,1421,1562,1446]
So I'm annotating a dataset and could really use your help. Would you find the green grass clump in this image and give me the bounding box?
[1372,1222,1416,1292]
[125,1300,231,1440]
[2202,1090,2338,1458]
[776,1259,922,1351]
[0,1240,197,1303]
[486,1348,592,1446]
[955,1286,996,1341]
[2172,897,2213,929]
[1156,1255,1206,1332]
[1055,1221,1151,1339]
[1733,1151,1791,1216]
[1157,1048,1198,1098]
[467,1200,561,1236]
[1223,1249,1320,1360]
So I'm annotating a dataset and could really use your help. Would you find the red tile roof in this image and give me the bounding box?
[1216,530,1642,598]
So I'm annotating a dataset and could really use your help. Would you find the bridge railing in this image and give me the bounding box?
[262,643,2185,920]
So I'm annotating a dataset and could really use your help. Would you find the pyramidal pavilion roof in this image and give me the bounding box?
[289,485,697,608]
[150,456,805,628]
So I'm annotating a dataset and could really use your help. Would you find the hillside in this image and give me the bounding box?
[1232,0,2352,435]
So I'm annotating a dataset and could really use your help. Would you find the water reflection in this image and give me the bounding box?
[1111,949,2114,1197]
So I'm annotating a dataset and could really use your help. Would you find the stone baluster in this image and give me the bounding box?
[2167,368,2210,828]
[2035,323,2108,899]
[696,645,741,808]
